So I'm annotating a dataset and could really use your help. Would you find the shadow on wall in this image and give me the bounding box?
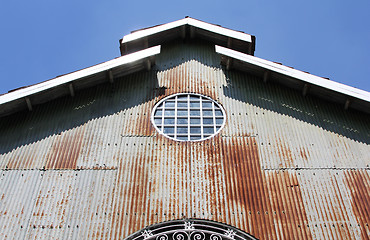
[222,68,370,145]
[0,40,221,160]
[0,70,166,156]
[0,39,368,159]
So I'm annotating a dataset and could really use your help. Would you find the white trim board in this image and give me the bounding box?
[215,45,370,103]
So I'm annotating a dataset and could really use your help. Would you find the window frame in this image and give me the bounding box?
[151,93,226,142]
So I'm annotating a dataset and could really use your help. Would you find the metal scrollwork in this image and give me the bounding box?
[125,219,257,240]
[190,231,205,240]
[156,234,169,240]
[210,234,222,240]
[173,231,188,240]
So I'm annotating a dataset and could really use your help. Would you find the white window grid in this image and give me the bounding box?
[152,93,225,141]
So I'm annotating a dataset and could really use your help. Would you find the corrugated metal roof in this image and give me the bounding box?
[0,40,368,239]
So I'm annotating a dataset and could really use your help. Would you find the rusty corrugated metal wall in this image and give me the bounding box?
[0,40,369,239]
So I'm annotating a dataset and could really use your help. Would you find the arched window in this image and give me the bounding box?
[125,219,257,240]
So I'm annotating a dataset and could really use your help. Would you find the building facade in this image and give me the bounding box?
[0,18,369,239]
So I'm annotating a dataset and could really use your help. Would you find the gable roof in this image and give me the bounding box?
[0,18,369,117]
[119,17,255,56]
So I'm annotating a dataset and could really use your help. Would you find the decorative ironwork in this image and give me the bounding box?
[142,230,154,239]
[224,229,236,239]
[125,219,258,240]
[184,221,195,230]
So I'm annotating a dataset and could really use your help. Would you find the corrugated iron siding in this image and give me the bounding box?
[0,40,369,239]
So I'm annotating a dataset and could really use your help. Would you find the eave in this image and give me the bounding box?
[0,46,161,117]
[216,45,370,114]
[120,17,255,56]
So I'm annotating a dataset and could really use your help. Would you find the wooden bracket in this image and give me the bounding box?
[263,71,270,83]
[227,38,232,48]
[189,26,195,39]
[302,83,310,97]
[146,59,151,71]
[69,83,75,97]
[344,98,351,110]
[108,70,114,84]
[226,58,232,71]
[181,25,186,39]
[25,97,32,111]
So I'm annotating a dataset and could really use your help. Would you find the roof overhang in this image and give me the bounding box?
[120,17,255,56]
[216,45,370,114]
[0,45,161,117]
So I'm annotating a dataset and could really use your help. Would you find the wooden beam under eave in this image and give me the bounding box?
[302,83,310,97]
[181,25,186,39]
[344,98,351,110]
[25,97,32,111]
[144,37,149,49]
[69,83,75,97]
[226,58,232,71]
[146,59,151,71]
[263,71,269,83]
[108,70,114,84]
[227,38,232,48]
[189,26,195,39]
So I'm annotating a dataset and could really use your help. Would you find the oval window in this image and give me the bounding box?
[151,93,226,141]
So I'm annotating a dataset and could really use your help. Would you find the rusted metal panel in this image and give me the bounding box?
[0,40,369,239]
[344,170,370,239]
[0,170,42,240]
[23,170,117,240]
[297,169,366,239]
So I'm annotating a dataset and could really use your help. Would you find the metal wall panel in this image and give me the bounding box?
[0,40,369,239]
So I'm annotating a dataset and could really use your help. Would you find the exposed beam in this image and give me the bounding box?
[263,71,269,83]
[108,70,114,84]
[227,38,232,48]
[302,83,310,97]
[144,37,149,48]
[69,83,75,97]
[181,25,186,39]
[146,59,151,71]
[226,58,232,71]
[344,98,351,110]
[25,97,32,111]
[189,26,195,39]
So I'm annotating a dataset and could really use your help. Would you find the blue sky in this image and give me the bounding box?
[1,0,369,94]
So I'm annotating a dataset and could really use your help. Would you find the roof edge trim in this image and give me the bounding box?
[0,45,161,106]
[215,45,370,103]
[121,18,252,44]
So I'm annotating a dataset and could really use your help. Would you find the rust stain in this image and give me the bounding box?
[221,137,275,239]
[277,138,295,168]
[220,137,313,239]
[111,134,191,239]
[45,125,85,169]
[344,170,370,239]
[299,147,309,161]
